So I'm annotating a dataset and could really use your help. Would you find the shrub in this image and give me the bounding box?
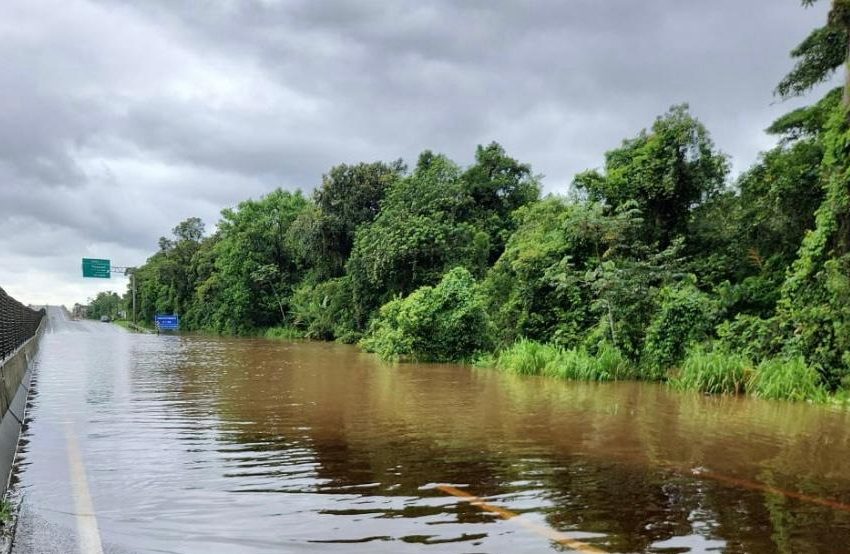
[643,280,718,374]
[481,199,597,349]
[672,348,752,395]
[748,356,827,402]
[290,277,359,342]
[360,267,493,362]
[715,314,781,362]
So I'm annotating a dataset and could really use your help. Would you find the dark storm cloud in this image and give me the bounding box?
[105,0,834,178]
[0,0,836,305]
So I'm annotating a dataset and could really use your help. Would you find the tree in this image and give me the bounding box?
[777,1,850,104]
[292,161,404,279]
[460,142,540,263]
[209,189,308,332]
[361,267,493,362]
[346,152,489,326]
[574,105,729,248]
[88,291,122,320]
[483,199,609,347]
[131,217,208,324]
[776,0,850,387]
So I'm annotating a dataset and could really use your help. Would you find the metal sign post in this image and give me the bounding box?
[112,267,137,325]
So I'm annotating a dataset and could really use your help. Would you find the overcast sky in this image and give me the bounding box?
[0,0,837,308]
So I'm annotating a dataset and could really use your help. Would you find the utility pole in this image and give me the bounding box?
[128,269,137,324]
[109,265,137,324]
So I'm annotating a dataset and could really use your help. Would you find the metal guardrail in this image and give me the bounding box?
[0,286,45,362]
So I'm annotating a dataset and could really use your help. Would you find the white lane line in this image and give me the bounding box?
[64,423,104,554]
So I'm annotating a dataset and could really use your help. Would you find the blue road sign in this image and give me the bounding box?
[154,314,179,331]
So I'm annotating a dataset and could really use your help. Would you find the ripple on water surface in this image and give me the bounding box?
[13,325,850,553]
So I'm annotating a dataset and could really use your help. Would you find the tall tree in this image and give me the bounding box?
[574,105,728,248]
[346,152,488,326]
[211,189,308,332]
[778,0,850,386]
[131,217,207,323]
[778,1,850,105]
[290,161,404,279]
[460,142,540,263]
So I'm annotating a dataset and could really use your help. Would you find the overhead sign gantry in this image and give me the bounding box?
[81,258,111,278]
[81,258,138,324]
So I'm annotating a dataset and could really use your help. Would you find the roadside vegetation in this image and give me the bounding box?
[0,497,13,526]
[85,291,122,321]
[111,1,850,403]
[264,326,306,340]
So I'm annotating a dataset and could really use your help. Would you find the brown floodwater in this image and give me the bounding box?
[12,309,850,553]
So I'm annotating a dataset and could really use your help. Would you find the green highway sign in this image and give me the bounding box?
[82,258,111,278]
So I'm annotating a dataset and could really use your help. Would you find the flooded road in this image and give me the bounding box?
[11,308,850,553]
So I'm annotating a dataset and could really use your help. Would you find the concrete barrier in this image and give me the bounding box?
[0,317,44,493]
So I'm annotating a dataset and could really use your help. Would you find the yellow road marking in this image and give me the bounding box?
[437,485,606,553]
[65,423,104,554]
[688,467,850,513]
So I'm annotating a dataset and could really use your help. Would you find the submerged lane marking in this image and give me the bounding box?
[686,467,850,513]
[436,485,606,553]
[65,423,104,554]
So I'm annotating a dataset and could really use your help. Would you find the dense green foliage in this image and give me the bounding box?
[118,2,850,402]
[360,267,492,362]
[642,280,718,377]
[574,105,728,247]
[86,291,123,320]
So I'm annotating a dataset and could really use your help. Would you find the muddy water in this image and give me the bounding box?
[13,316,850,553]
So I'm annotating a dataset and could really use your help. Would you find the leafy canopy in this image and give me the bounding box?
[574,104,728,246]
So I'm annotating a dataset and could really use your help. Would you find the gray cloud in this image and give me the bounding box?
[0,0,838,306]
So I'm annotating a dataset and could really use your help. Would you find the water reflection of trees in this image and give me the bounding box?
[182,339,850,552]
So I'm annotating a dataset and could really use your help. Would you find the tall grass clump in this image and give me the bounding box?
[493,338,562,375]
[487,339,631,382]
[672,348,751,394]
[748,356,827,402]
[593,342,632,381]
[264,326,306,340]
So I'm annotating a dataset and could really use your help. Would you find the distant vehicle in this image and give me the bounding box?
[100,315,112,323]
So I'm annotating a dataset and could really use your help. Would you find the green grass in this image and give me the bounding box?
[112,320,153,333]
[593,342,633,381]
[671,348,751,395]
[492,339,561,375]
[828,388,850,407]
[0,498,14,525]
[673,347,829,402]
[482,339,631,382]
[748,356,827,402]
[482,339,833,404]
[264,326,306,340]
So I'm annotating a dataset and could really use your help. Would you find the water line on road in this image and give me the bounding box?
[436,485,607,553]
[64,422,103,554]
